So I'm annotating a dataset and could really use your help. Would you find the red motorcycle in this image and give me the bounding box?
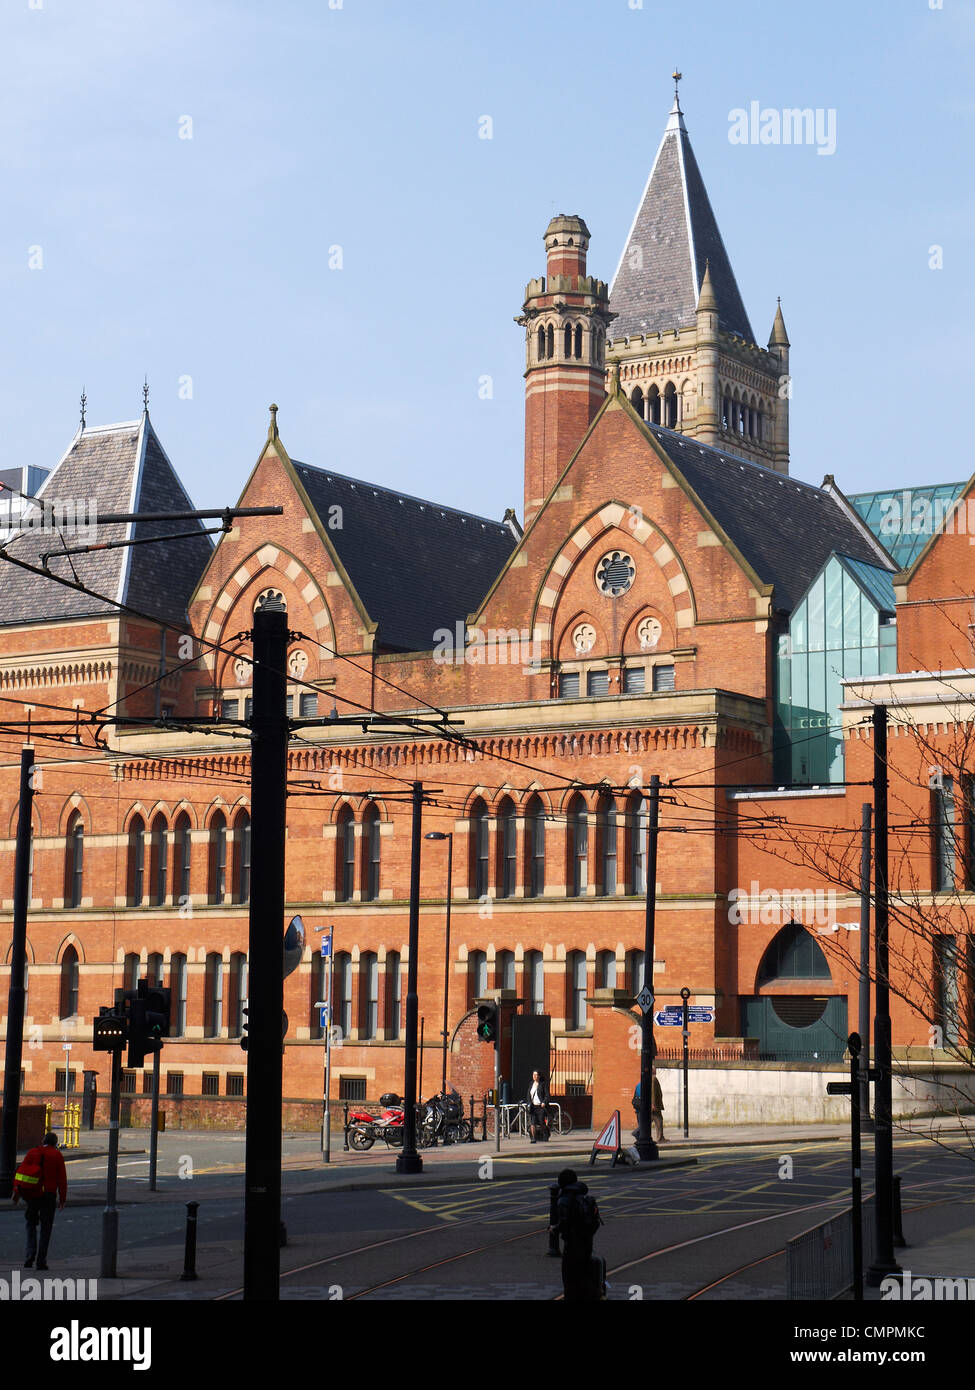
[347,1093,406,1150]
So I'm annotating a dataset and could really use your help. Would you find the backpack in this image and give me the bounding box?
[14,1149,45,1200]
[559,1187,602,1240]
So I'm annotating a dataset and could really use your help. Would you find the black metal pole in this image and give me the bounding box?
[149,1050,161,1190]
[442,835,452,1093]
[636,775,660,1161]
[849,1032,863,1302]
[868,704,899,1284]
[243,600,289,1299]
[100,1045,123,1277]
[858,804,874,1133]
[0,747,34,1198]
[681,985,690,1138]
[180,1201,200,1281]
[396,780,424,1173]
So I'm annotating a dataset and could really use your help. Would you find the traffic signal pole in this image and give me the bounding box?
[396,780,424,1174]
[100,1045,123,1277]
[0,747,34,1199]
[244,600,289,1300]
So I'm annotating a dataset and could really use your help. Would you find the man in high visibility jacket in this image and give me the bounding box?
[13,1131,68,1269]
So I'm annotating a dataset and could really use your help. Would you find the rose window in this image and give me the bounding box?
[637,616,662,650]
[572,623,596,655]
[595,550,635,597]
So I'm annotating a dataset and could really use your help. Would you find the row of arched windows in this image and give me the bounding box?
[127,809,250,906]
[468,792,648,899]
[631,383,679,429]
[722,395,765,440]
[335,802,382,902]
[536,322,586,361]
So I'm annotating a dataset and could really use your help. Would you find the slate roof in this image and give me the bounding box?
[609,100,754,343]
[292,462,518,653]
[645,424,891,614]
[0,417,213,628]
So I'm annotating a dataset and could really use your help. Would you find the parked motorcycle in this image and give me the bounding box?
[347,1093,406,1150]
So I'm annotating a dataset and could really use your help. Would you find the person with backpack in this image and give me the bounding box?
[553,1167,604,1301]
[13,1131,68,1269]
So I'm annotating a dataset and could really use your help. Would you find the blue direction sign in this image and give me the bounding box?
[654,1009,683,1026]
[321,936,332,958]
[686,1009,715,1023]
[319,1004,331,1029]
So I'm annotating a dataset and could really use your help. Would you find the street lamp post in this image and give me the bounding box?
[425,831,453,1094]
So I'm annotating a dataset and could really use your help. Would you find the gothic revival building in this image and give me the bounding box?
[1,92,970,1126]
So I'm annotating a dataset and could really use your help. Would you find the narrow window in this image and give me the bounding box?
[59,945,79,1019]
[150,814,167,906]
[228,952,247,1037]
[623,667,646,693]
[933,777,956,891]
[597,949,617,989]
[525,950,545,1014]
[210,812,228,904]
[496,949,515,992]
[498,798,516,898]
[66,814,84,908]
[386,951,401,1040]
[362,804,381,901]
[468,950,487,1006]
[337,805,355,901]
[568,950,588,1029]
[360,952,378,1039]
[235,811,251,903]
[169,953,187,1036]
[559,672,580,698]
[568,795,588,897]
[597,796,617,895]
[334,953,352,1041]
[627,792,647,894]
[471,799,489,898]
[575,324,583,359]
[652,665,676,692]
[129,815,145,906]
[526,795,545,898]
[205,952,223,1037]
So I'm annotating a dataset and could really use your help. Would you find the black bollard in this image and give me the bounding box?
[343,1103,350,1152]
[280,1221,287,1248]
[180,1201,200,1282]
[547,1183,561,1257]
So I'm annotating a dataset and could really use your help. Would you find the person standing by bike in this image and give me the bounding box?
[527,1069,550,1143]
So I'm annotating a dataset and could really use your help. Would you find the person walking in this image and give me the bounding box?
[552,1167,604,1301]
[631,1075,665,1143]
[527,1068,550,1143]
[13,1131,68,1269]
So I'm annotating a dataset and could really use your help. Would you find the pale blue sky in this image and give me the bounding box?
[3,0,973,519]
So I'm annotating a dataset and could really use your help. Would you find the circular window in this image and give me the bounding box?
[595,551,635,597]
[572,622,596,654]
[255,588,286,612]
[637,616,662,650]
[288,649,308,678]
[233,657,252,685]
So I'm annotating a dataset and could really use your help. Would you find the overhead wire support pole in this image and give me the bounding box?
[243,599,290,1301]
[0,746,34,1198]
[635,774,660,1162]
[396,779,425,1174]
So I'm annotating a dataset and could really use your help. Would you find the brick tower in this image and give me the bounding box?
[516,215,615,526]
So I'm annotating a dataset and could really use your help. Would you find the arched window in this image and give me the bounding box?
[525,950,545,1014]
[228,952,247,1037]
[209,812,228,904]
[128,815,146,906]
[597,795,617,895]
[362,804,381,902]
[627,792,647,894]
[496,949,515,992]
[663,382,678,429]
[174,813,192,906]
[497,798,516,899]
[204,953,223,1037]
[757,923,831,985]
[336,805,355,901]
[631,386,644,420]
[360,952,378,1039]
[567,795,588,898]
[596,949,617,989]
[626,948,646,997]
[546,324,554,359]
[470,799,489,899]
[567,950,588,1030]
[150,814,168,906]
[147,952,164,987]
[536,325,545,360]
[564,323,572,358]
[234,811,251,903]
[575,323,583,359]
[334,952,352,1041]
[468,950,487,1007]
[123,952,140,992]
[66,813,84,909]
[525,795,545,898]
[648,385,661,425]
[386,951,401,1040]
[59,945,79,1019]
[169,953,187,1036]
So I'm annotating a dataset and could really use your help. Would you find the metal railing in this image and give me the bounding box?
[786,1195,875,1300]
[549,1049,592,1094]
[43,1102,81,1148]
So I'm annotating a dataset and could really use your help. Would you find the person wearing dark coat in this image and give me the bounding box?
[527,1069,550,1142]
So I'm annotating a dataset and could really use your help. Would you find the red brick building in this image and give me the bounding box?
[1,93,971,1128]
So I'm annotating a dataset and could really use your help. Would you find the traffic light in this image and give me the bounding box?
[476,1003,498,1044]
[126,979,171,1069]
[93,1007,127,1052]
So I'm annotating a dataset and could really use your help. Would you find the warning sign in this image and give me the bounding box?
[589,1110,631,1167]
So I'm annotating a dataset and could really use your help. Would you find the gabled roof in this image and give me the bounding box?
[0,416,213,628]
[643,423,891,614]
[609,99,754,342]
[848,482,966,572]
[292,461,518,653]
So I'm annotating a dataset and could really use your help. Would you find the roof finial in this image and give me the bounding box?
[672,69,682,108]
[268,402,279,440]
[142,376,150,414]
[79,387,87,432]
[609,358,621,395]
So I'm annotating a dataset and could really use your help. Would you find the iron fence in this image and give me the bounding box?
[786,1196,875,1300]
[549,1049,592,1095]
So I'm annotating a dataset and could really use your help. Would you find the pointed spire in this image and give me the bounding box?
[268,402,279,441]
[142,376,150,415]
[666,69,687,134]
[696,259,718,313]
[769,297,790,349]
[79,388,87,433]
